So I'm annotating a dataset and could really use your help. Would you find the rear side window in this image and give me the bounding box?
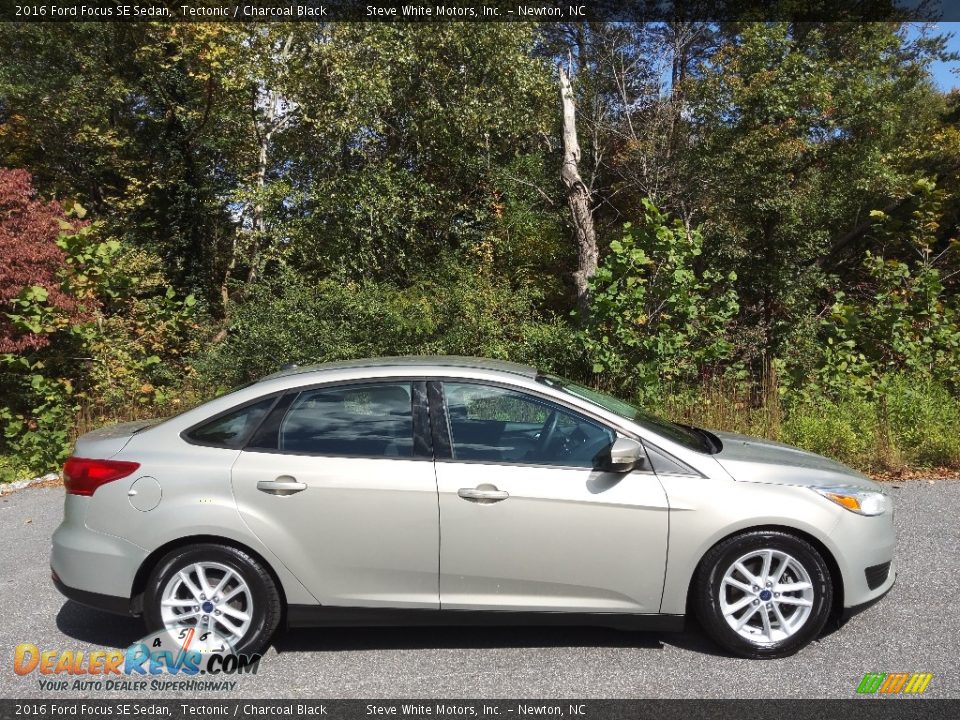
[274,383,414,458]
[184,396,277,449]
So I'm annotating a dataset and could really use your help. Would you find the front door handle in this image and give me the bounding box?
[458,485,509,503]
[257,476,307,496]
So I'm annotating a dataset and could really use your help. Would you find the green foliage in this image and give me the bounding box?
[0,24,237,295]
[0,209,93,475]
[2,22,960,477]
[781,376,960,470]
[884,375,960,467]
[688,23,947,364]
[820,256,960,396]
[81,245,202,414]
[0,358,77,474]
[0,453,30,484]
[290,24,559,283]
[781,394,879,470]
[198,266,573,392]
[582,201,740,399]
[655,373,960,472]
[0,218,202,475]
[818,182,960,398]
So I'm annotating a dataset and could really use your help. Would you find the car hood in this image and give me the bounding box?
[710,430,881,492]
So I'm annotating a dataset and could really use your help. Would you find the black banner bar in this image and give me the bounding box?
[0,0,955,23]
[0,700,956,720]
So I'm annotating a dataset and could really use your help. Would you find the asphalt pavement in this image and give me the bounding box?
[1,481,957,699]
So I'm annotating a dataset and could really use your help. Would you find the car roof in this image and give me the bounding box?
[258,355,538,383]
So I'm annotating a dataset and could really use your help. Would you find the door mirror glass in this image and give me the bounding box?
[603,437,645,473]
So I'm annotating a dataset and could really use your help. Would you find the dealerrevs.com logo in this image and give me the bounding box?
[14,627,261,692]
[856,672,933,695]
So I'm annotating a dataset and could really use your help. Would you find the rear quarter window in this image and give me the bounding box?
[183,396,277,449]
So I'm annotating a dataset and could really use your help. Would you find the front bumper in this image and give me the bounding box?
[841,570,895,621]
[829,505,897,609]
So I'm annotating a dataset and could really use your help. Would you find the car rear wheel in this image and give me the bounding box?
[694,530,833,658]
[144,543,281,656]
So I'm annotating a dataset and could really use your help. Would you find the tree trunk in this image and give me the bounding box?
[246,126,271,287]
[246,31,295,287]
[559,64,597,319]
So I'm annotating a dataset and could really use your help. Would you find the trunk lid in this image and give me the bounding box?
[73,419,161,459]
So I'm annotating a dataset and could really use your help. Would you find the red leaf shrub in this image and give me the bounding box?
[0,168,81,352]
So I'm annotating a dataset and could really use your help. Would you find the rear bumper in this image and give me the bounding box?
[52,571,133,616]
[50,495,147,606]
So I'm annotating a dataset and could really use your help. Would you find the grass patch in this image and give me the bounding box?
[655,375,960,473]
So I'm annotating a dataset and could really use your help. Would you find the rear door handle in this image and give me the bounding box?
[458,486,509,502]
[257,476,307,496]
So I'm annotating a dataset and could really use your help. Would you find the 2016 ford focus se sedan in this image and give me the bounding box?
[51,356,895,658]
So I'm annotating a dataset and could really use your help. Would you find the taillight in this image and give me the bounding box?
[63,457,140,496]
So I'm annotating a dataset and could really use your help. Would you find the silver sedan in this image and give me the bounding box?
[51,356,895,658]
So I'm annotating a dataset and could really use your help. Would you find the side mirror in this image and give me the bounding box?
[603,437,645,473]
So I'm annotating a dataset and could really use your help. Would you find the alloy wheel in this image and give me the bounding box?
[718,549,815,645]
[159,561,253,646]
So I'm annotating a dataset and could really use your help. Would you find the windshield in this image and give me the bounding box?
[537,374,712,453]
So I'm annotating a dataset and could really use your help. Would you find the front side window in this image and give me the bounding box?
[442,382,614,468]
[185,396,277,449]
[275,383,414,458]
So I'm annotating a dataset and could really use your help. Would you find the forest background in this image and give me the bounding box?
[2,19,960,479]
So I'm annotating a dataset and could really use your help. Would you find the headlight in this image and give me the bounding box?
[813,486,891,516]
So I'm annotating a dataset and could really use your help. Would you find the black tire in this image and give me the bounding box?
[694,530,833,659]
[144,543,282,656]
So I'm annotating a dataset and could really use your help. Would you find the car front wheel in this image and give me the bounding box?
[694,530,833,658]
[144,543,281,656]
